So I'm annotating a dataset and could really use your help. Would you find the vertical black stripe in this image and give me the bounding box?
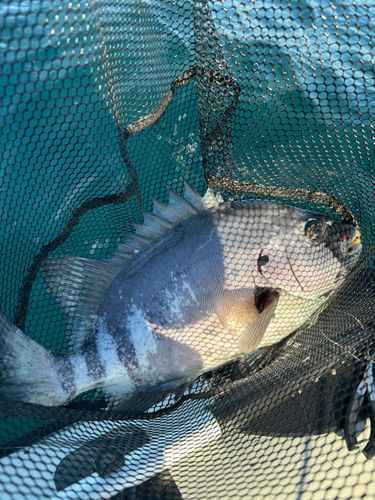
[82,342,107,385]
[113,329,139,368]
[54,355,76,401]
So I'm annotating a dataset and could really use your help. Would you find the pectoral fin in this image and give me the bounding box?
[216,290,258,332]
[238,291,279,354]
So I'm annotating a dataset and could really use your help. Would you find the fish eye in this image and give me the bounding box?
[305,220,325,243]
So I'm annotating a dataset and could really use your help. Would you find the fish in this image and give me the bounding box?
[0,182,362,412]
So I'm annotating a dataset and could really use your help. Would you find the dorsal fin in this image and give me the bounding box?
[183,180,207,211]
[41,182,223,351]
[40,256,127,351]
[167,189,199,218]
[151,198,183,224]
[141,211,173,233]
[119,234,153,251]
[125,181,222,247]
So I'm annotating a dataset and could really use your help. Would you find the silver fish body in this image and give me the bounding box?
[0,186,362,409]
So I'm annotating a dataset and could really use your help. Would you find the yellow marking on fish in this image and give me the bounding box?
[349,230,361,249]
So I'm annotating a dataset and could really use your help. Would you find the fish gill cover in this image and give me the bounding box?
[0,0,374,499]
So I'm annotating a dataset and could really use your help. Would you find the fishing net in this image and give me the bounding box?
[1,0,375,498]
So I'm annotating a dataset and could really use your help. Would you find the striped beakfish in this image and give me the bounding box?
[0,182,362,411]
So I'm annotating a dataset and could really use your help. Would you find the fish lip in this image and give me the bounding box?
[348,229,361,251]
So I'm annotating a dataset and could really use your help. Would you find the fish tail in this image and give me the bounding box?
[0,310,70,406]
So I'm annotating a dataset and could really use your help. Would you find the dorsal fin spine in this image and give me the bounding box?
[122,234,152,250]
[142,211,173,233]
[152,198,183,224]
[183,180,207,211]
[132,222,163,238]
[167,189,199,218]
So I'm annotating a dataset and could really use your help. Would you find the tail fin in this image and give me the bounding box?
[0,311,68,406]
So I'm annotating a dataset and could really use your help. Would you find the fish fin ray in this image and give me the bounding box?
[238,293,279,354]
[183,180,207,211]
[152,198,182,224]
[132,221,163,239]
[121,233,153,250]
[142,211,173,233]
[41,256,123,350]
[168,189,199,218]
[0,310,67,405]
[106,246,134,262]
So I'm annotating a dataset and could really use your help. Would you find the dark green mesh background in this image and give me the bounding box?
[0,0,375,498]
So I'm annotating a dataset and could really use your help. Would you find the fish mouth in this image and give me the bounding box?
[348,229,361,251]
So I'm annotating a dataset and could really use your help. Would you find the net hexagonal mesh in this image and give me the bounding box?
[0,0,375,499]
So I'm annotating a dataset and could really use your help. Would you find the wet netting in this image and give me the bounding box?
[0,0,375,498]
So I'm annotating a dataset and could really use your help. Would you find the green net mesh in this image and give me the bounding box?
[0,0,375,498]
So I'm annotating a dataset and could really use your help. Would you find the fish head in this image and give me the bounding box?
[252,204,362,299]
